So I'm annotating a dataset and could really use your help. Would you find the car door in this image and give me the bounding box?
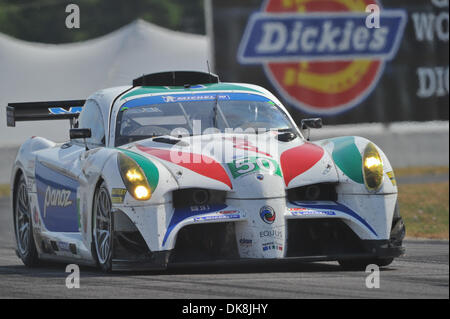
[35,99,106,234]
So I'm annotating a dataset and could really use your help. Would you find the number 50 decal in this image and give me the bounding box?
[227,157,282,179]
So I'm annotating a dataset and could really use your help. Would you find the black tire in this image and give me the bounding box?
[14,174,40,267]
[92,182,114,272]
[338,258,393,270]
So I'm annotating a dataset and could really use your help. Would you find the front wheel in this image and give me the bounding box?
[14,175,39,267]
[92,182,113,272]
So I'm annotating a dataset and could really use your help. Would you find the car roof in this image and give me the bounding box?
[94,82,296,146]
[118,82,269,100]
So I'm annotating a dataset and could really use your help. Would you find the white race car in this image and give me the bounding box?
[7,71,405,271]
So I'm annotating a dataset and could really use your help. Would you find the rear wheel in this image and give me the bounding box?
[14,175,39,267]
[92,182,113,272]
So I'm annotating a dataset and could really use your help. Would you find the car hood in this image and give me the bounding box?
[119,132,338,198]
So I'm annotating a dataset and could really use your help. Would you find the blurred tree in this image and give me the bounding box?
[0,0,205,43]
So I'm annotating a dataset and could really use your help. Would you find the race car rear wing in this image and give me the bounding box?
[6,100,85,127]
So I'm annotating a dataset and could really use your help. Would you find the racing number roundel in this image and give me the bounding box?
[238,0,407,115]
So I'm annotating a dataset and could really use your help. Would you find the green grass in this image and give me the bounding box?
[394,166,449,178]
[398,182,449,239]
[0,184,9,198]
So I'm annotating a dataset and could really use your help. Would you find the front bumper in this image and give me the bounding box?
[111,239,404,271]
[111,194,402,271]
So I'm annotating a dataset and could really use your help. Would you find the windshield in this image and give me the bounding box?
[115,93,296,146]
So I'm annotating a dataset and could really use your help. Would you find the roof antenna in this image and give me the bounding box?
[207,60,212,83]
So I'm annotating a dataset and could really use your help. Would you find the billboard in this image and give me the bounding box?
[211,0,449,124]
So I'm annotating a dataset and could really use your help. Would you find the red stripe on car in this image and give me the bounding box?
[280,143,324,186]
[136,144,233,189]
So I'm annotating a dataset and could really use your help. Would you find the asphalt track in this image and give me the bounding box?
[0,196,448,299]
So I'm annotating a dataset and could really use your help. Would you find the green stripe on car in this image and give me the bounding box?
[120,83,260,100]
[118,149,159,192]
[330,136,364,184]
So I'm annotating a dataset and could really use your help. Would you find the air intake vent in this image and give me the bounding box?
[173,188,226,208]
[133,71,219,87]
[287,183,337,202]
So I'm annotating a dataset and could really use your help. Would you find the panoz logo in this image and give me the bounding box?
[260,206,276,224]
[44,186,72,217]
[238,0,407,114]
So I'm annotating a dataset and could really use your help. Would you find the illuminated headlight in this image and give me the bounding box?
[117,153,151,201]
[362,143,384,192]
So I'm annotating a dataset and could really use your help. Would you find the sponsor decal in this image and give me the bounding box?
[228,156,282,179]
[259,206,276,224]
[239,238,253,246]
[44,186,72,217]
[111,188,127,204]
[193,214,241,222]
[259,229,283,239]
[288,207,308,211]
[162,94,230,103]
[237,0,407,114]
[219,210,239,215]
[386,171,397,186]
[120,83,260,100]
[36,161,79,233]
[48,107,83,115]
[290,210,336,216]
[262,241,283,251]
[120,92,270,110]
[190,205,211,212]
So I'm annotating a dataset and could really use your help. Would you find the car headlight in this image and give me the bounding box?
[117,152,151,201]
[362,143,383,192]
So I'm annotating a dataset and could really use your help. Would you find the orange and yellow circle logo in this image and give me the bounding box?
[238,0,407,114]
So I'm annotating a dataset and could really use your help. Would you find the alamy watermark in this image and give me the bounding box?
[365,264,380,289]
[65,4,80,29]
[65,264,80,289]
[366,5,380,29]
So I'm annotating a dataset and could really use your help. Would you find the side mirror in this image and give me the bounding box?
[301,118,323,130]
[70,128,91,139]
[300,118,322,141]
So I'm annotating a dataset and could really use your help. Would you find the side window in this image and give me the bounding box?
[77,100,105,147]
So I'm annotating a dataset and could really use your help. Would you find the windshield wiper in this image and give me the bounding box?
[212,94,230,129]
[177,102,192,131]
